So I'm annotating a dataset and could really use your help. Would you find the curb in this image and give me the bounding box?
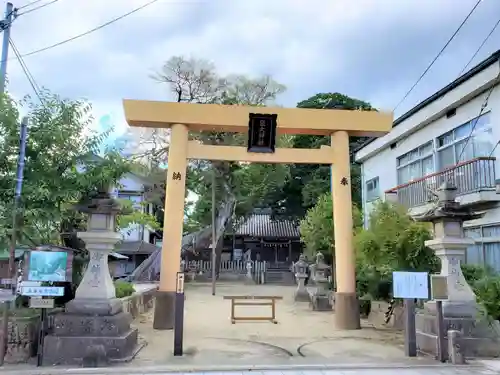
[0,362,487,375]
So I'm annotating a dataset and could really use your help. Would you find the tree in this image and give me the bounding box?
[129,56,291,280]
[264,92,375,220]
[299,192,363,259]
[354,201,439,276]
[0,91,158,251]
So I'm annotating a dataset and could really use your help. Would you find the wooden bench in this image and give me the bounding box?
[223,295,283,324]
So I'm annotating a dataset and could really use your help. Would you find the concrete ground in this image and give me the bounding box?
[2,283,498,374]
[129,283,435,367]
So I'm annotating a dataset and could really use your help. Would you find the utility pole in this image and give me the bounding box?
[0,2,15,93]
[0,5,16,366]
[0,116,28,366]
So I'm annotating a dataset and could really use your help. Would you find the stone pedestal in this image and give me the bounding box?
[293,256,310,302]
[415,220,500,358]
[294,275,309,302]
[308,255,332,311]
[43,199,140,366]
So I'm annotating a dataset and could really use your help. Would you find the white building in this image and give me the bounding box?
[355,50,500,271]
[110,171,160,278]
[78,156,160,277]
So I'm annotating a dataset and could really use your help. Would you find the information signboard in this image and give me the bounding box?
[21,286,64,297]
[393,271,429,299]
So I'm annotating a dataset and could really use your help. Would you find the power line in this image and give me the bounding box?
[393,0,483,113]
[17,0,60,16]
[5,0,159,62]
[454,85,495,165]
[17,0,45,11]
[9,37,44,103]
[458,16,500,76]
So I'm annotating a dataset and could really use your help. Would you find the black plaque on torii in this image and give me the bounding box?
[247,113,278,153]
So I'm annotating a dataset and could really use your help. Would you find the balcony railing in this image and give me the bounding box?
[385,157,497,208]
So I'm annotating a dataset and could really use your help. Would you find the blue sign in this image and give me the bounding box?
[393,271,429,299]
[21,286,64,297]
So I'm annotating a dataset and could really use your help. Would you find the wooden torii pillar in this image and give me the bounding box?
[123,100,392,330]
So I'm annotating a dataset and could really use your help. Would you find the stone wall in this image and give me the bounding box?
[1,308,63,364]
[2,287,156,364]
[120,286,156,319]
[367,300,405,330]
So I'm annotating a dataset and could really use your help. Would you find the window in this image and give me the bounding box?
[465,224,500,273]
[366,177,380,202]
[396,141,434,184]
[436,113,492,170]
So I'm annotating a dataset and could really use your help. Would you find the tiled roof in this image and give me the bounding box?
[115,240,159,255]
[235,214,300,238]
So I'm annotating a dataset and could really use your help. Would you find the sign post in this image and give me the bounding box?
[430,275,448,363]
[392,271,430,357]
[173,272,185,356]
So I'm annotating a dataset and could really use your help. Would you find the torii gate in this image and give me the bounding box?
[123,99,392,331]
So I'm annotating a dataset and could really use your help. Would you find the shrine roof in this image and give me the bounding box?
[234,214,300,238]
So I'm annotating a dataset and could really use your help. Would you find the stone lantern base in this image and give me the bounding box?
[415,307,500,358]
[41,230,140,366]
[42,305,140,366]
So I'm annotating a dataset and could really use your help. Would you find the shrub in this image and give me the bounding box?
[300,193,363,258]
[115,281,135,298]
[474,276,500,321]
[462,263,494,284]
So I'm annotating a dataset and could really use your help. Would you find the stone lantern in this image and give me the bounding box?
[293,254,309,302]
[67,185,123,312]
[412,181,499,358]
[43,184,140,366]
[308,252,332,311]
[412,181,481,317]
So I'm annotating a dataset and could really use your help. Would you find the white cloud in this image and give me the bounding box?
[3,0,500,138]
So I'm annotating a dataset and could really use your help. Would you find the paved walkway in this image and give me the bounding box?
[0,363,495,375]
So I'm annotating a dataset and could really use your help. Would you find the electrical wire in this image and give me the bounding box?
[458,17,500,76]
[5,0,159,63]
[17,0,60,16]
[450,85,496,184]
[393,0,483,113]
[9,37,44,103]
[16,0,45,11]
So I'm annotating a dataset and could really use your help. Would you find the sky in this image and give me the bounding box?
[4,0,500,141]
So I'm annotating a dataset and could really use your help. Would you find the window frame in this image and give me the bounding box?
[435,112,492,170]
[365,177,380,202]
[464,224,500,271]
[396,141,435,185]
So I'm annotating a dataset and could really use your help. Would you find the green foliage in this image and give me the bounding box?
[0,91,158,250]
[266,92,375,220]
[151,56,291,232]
[462,263,495,284]
[299,192,363,258]
[461,264,500,321]
[114,281,135,298]
[473,276,500,320]
[353,201,438,302]
[116,199,161,233]
[355,201,439,276]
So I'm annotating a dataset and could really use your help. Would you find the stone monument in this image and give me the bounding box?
[412,181,500,358]
[293,254,309,302]
[43,186,140,366]
[308,252,333,311]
